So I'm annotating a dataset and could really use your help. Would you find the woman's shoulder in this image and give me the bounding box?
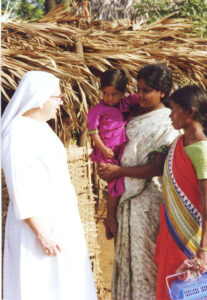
[7,117,29,138]
[133,107,171,122]
[8,117,49,145]
[157,107,174,125]
[12,116,45,132]
[185,141,207,165]
[2,118,35,161]
[185,141,207,179]
[159,106,171,115]
[185,140,207,152]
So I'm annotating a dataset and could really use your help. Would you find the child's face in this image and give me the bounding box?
[169,100,191,130]
[102,85,123,107]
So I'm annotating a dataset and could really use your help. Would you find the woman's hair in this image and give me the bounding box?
[170,85,207,135]
[100,69,128,93]
[137,63,172,101]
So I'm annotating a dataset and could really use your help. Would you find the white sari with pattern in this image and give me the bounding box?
[112,108,179,300]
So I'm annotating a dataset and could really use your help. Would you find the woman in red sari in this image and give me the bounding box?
[155,85,207,299]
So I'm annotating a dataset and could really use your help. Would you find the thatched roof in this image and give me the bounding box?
[2,4,207,143]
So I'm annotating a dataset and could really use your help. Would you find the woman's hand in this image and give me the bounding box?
[175,260,192,281]
[25,216,62,256]
[196,249,207,272]
[37,230,62,256]
[98,163,120,182]
[98,152,165,182]
[176,256,207,282]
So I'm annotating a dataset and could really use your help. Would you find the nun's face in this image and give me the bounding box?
[41,87,63,120]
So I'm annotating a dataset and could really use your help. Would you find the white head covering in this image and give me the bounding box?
[1,71,60,138]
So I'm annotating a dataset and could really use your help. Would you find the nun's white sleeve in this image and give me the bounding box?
[3,132,52,221]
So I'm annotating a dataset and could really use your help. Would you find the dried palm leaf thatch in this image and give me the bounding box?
[2,6,207,144]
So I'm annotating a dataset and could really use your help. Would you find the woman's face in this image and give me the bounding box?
[102,85,123,107]
[41,87,63,121]
[137,79,165,111]
[169,100,191,130]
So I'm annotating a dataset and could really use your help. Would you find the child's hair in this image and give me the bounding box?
[137,63,172,101]
[170,85,207,135]
[100,69,128,93]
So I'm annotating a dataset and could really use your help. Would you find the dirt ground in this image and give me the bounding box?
[97,220,115,300]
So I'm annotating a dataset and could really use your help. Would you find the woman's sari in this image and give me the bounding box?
[112,108,179,300]
[155,135,202,300]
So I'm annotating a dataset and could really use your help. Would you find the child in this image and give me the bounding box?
[155,85,207,300]
[87,68,139,239]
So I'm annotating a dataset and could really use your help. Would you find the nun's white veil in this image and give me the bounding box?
[1,71,60,140]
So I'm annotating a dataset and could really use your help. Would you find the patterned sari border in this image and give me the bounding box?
[164,136,202,258]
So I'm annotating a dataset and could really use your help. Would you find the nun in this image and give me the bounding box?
[1,71,97,300]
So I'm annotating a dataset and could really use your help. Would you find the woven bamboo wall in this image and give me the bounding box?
[66,145,104,294]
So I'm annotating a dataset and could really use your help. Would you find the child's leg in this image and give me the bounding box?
[98,144,124,239]
[104,194,120,239]
[103,219,113,240]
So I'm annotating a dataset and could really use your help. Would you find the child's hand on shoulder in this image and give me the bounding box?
[102,147,114,159]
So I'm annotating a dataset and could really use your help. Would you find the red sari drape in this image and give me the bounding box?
[155,136,202,300]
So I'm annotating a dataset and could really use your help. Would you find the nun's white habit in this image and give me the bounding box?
[1,71,97,300]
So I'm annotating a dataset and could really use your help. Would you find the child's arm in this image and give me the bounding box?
[120,94,139,113]
[122,93,139,107]
[87,104,114,159]
[126,93,140,106]
[90,133,114,159]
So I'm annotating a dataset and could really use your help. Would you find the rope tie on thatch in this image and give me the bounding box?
[75,35,85,63]
[82,1,91,18]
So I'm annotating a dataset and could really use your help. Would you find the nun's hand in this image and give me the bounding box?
[25,216,62,256]
[37,230,62,256]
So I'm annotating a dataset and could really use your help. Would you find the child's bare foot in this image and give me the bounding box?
[103,219,114,240]
[106,214,118,237]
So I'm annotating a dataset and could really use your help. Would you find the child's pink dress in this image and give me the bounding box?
[87,94,139,197]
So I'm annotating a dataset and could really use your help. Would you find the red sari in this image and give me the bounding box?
[155,136,202,300]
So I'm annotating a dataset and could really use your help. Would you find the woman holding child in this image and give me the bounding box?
[99,63,179,299]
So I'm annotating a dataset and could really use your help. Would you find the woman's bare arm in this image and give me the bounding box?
[98,152,165,181]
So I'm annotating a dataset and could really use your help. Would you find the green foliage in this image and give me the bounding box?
[1,0,73,21]
[2,0,45,20]
[134,0,207,37]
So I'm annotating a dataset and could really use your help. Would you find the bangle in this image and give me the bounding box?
[198,246,207,252]
[88,129,98,135]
